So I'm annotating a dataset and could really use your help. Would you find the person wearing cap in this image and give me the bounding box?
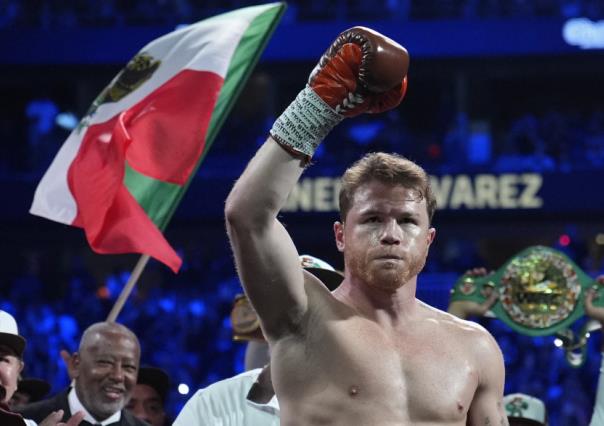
[9,378,51,410]
[126,366,170,426]
[173,255,343,426]
[0,311,83,426]
[0,310,26,405]
[17,321,146,426]
[0,310,29,426]
[503,393,547,426]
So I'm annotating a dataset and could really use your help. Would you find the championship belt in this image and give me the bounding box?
[450,246,603,367]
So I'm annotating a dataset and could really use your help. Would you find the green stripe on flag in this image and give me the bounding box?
[203,3,286,153]
[124,2,286,231]
[124,163,179,228]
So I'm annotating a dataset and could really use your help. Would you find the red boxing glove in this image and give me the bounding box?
[309,26,409,117]
[269,27,408,159]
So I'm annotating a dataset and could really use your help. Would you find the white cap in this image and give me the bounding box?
[0,310,26,357]
[504,393,546,424]
[299,255,344,291]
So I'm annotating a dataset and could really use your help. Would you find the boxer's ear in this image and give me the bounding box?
[334,221,345,252]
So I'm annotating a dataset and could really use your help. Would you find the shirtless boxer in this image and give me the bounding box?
[225,26,507,425]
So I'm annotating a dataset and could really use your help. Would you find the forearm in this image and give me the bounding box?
[585,303,604,324]
[225,137,309,339]
[225,137,305,228]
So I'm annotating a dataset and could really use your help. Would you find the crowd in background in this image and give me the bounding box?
[2,88,604,179]
[1,0,603,28]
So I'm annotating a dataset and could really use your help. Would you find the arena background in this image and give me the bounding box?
[1,1,604,423]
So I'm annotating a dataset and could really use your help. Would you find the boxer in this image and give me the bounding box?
[225,26,506,425]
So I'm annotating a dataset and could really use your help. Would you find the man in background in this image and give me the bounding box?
[18,322,146,426]
[127,366,170,426]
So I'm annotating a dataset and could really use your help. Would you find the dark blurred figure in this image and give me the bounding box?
[126,366,170,426]
[9,378,51,410]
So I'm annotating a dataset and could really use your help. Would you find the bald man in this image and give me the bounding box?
[18,322,147,426]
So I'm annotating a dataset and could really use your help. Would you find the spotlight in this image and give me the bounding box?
[55,112,79,130]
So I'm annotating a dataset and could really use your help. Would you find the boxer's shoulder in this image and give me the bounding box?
[418,300,491,339]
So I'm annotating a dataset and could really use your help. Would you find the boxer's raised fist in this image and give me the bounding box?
[309,26,409,117]
[270,27,408,158]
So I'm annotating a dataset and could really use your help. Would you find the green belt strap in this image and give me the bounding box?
[450,245,601,367]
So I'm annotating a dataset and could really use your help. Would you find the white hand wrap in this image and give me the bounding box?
[269,86,344,158]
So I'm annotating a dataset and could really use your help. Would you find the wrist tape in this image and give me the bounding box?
[269,85,344,158]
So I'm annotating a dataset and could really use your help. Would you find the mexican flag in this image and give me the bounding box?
[30,3,286,273]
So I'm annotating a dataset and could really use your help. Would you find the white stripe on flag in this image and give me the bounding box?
[30,130,86,223]
[30,3,281,225]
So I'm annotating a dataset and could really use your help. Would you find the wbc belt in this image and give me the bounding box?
[450,246,601,366]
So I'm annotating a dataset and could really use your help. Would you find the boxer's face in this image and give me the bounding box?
[0,345,23,402]
[335,180,435,291]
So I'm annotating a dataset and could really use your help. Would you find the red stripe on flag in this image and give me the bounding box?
[125,70,224,184]
[67,112,182,272]
[66,69,224,272]
[68,113,182,272]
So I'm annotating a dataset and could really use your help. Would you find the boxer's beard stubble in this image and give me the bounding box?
[347,245,428,291]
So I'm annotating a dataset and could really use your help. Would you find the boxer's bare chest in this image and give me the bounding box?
[273,309,478,423]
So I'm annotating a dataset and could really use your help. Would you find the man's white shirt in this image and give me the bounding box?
[68,387,121,425]
[173,368,280,426]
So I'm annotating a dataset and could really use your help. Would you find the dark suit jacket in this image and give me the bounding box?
[0,402,26,426]
[17,388,148,426]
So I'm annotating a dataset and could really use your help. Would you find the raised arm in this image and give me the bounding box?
[585,277,604,326]
[448,268,498,320]
[225,27,408,341]
[466,328,508,425]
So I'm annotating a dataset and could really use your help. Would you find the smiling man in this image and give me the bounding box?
[18,322,147,426]
[225,26,507,425]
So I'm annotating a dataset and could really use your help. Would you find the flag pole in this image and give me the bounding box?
[106,254,151,322]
